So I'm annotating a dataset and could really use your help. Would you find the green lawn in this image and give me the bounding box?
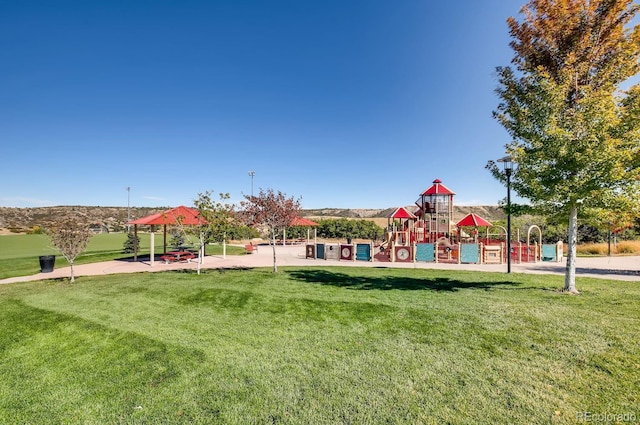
[0,233,246,279]
[0,267,637,424]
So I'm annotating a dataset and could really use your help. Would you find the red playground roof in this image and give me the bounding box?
[387,207,417,219]
[421,179,456,196]
[456,213,492,227]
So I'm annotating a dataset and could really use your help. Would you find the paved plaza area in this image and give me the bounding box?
[2,244,639,285]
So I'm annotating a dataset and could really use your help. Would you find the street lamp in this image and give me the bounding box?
[248,171,255,197]
[497,155,513,273]
[126,186,131,233]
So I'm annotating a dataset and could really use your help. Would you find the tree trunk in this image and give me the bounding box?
[564,205,579,294]
[70,260,75,283]
[271,234,278,273]
[196,234,204,275]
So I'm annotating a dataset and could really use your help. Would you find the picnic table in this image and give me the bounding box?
[160,251,196,264]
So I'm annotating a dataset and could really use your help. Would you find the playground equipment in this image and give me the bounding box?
[374,179,563,265]
[305,178,564,265]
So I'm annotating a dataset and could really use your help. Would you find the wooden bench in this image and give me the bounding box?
[245,244,258,254]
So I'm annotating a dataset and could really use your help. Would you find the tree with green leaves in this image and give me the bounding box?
[240,188,301,272]
[487,0,640,293]
[45,213,94,282]
[189,191,235,274]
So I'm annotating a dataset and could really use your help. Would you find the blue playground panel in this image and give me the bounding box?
[459,243,480,263]
[416,243,435,262]
[316,243,325,259]
[542,244,557,261]
[356,244,371,261]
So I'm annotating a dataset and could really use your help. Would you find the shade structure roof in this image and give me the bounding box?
[290,217,319,226]
[387,207,417,220]
[456,213,492,227]
[421,178,456,196]
[128,205,205,226]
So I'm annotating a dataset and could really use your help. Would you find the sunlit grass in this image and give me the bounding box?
[0,267,638,424]
[0,234,246,279]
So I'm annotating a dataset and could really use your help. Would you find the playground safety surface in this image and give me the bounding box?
[2,244,639,285]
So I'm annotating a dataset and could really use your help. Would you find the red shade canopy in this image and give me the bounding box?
[290,217,319,226]
[128,205,206,226]
[456,213,492,227]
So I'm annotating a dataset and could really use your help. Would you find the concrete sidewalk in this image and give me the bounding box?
[2,244,639,285]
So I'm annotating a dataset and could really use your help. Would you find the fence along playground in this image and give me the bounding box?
[306,178,563,265]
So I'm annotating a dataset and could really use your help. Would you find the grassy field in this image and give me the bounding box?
[0,233,246,279]
[0,266,638,424]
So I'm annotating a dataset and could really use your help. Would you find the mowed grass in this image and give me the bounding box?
[0,234,245,279]
[0,267,638,424]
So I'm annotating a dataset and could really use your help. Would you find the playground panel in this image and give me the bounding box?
[415,243,435,262]
[484,245,502,264]
[394,246,413,262]
[356,244,371,261]
[459,243,479,264]
[325,244,339,260]
[340,244,354,260]
[541,244,557,261]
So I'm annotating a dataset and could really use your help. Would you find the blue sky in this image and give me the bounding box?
[1,0,525,209]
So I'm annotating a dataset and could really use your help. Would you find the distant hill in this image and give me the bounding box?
[0,205,505,234]
[304,206,506,222]
[0,206,168,234]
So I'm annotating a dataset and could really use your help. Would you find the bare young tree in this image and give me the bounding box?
[45,213,94,282]
[240,188,301,272]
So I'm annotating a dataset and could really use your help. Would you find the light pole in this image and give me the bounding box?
[126,186,131,233]
[248,171,255,197]
[497,156,513,273]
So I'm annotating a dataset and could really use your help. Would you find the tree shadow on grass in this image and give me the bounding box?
[286,269,520,292]
[166,266,254,275]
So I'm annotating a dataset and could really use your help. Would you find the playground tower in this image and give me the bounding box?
[414,179,455,243]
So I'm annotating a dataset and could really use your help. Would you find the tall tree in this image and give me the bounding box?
[176,191,235,275]
[240,188,301,272]
[488,0,640,293]
[45,213,94,282]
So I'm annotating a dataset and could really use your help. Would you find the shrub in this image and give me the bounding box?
[122,232,140,254]
[28,225,44,234]
[576,243,607,256]
[576,241,640,256]
[616,241,638,254]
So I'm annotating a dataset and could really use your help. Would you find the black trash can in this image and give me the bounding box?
[39,255,56,273]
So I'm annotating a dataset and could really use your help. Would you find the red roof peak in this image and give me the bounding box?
[456,213,492,227]
[421,179,455,196]
[386,207,417,219]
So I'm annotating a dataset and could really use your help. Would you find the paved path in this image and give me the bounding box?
[2,245,639,285]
